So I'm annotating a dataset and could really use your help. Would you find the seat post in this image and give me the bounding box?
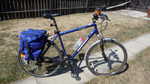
[52,18,67,56]
[51,18,59,32]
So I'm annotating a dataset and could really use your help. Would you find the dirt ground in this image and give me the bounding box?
[0,10,149,84]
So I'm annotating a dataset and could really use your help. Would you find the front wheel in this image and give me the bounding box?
[85,39,128,76]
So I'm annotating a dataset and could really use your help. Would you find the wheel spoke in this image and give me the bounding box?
[18,43,62,77]
[86,40,127,75]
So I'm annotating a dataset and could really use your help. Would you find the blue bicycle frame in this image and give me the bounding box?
[54,23,99,60]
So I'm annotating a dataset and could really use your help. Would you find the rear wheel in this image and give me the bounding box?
[86,39,127,76]
[17,42,63,77]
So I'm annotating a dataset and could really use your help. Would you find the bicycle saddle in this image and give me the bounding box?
[43,13,59,19]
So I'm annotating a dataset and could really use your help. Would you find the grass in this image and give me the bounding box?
[0,11,150,84]
[86,47,150,84]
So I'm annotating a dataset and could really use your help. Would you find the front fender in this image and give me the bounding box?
[103,37,117,42]
[92,37,117,45]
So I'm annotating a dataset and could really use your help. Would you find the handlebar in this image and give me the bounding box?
[92,13,110,23]
[92,8,111,23]
[92,8,110,32]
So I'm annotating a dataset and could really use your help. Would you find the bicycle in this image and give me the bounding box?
[18,8,128,80]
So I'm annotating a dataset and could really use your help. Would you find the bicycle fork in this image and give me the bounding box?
[100,40,109,62]
[97,34,108,62]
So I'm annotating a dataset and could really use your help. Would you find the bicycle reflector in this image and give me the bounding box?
[21,53,25,57]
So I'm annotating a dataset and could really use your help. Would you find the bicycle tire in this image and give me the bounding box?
[17,42,63,77]
[85,38,127,76]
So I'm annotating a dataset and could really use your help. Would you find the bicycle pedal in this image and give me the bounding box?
[71,72,78,78]
[71,73,76,78]
[75,76,81,81]
[71,73,81,81]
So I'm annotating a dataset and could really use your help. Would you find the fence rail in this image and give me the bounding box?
[0,0,128,20]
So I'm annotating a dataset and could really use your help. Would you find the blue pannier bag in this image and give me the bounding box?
[19,29,47,61]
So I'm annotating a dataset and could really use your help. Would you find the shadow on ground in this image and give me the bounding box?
[48,53,129,78]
